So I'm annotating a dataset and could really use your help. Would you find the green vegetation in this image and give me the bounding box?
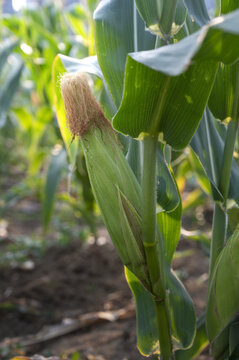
[55,1,239,359]
[0,1,99,250]
[1,0,239,359]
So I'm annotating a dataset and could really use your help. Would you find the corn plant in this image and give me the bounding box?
[54,0,239,359]
[1,2,98,234]
[0,38,23,127]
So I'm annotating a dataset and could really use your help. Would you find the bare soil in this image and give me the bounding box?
[0,200,212,360]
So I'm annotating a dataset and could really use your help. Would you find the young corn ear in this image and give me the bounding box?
[60,72,150,290]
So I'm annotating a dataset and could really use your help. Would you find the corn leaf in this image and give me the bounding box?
[125,265,196,355]
[166,268,196,350]
[189,150,212,196]
[134,0,187,36]
[221,0,239,14]
[52,55,78,164]
[12,107,33,132]
[0,59,23,126]
[58,54,102,78]
[126,138,141,182]
[206,225,239,342]
[210,316,239,360]
[125,267,159,356]
[183,0,210,26]
[157,201,182,263]
[0,38,18,71]
[211,323,231,360]
[229,322,239,359]
[42,148,66,233]
[191,108,239,204]
[175,316,208,360]
[94,0,156,187]
[94,0,156,108]
[66,4,89,40]
[157,145,180,212]
[209,61,239,122]
[228,207,239,233]
[113,10,239,149]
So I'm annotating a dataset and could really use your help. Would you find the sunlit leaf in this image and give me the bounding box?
[52,55,79,164]
[113,10,239,149]
[157,201,181,263]
[191,108,239,204]
[94,0,156,107]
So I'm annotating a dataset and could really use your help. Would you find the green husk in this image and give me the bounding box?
[60,72,150,289]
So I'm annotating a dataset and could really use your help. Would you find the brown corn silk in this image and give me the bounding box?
[60,72,111,138]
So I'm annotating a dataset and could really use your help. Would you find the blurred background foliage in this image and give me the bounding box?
[0,0,100,265]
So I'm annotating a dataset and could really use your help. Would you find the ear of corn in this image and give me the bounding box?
[80,126,150,289]
[60,72,150,289]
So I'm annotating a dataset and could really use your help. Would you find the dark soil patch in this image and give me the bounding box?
[0,234,211,360]
[0,195,213,360]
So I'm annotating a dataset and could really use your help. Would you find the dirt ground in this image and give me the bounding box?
[0,199,212,360]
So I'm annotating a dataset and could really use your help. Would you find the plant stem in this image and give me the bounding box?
[142,135,173,359]
[218,119,239,205]
[155,296,174,360]
[209,203,227,281]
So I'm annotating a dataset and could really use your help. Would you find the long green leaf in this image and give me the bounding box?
[135,0,187,37]
[0,38,18,71]
[175,315,208,360]
[157,145,180,212]
[166,269,196,350]
[209,61,239,121]
[0,60,23,125]
[206,225,239,342]
[221,0,239,14]
[94,0,156,108]
[157,201,181,264]
[183,0,210,26]
[113,10,239,149]
[210,316,239,360]
[125,265,196,355]
[53,55,79,164]
[59,54,102,78]
[191,108,239,204]
[42,148,66,232]
[229,322,239,358]
[125,267,159,356]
